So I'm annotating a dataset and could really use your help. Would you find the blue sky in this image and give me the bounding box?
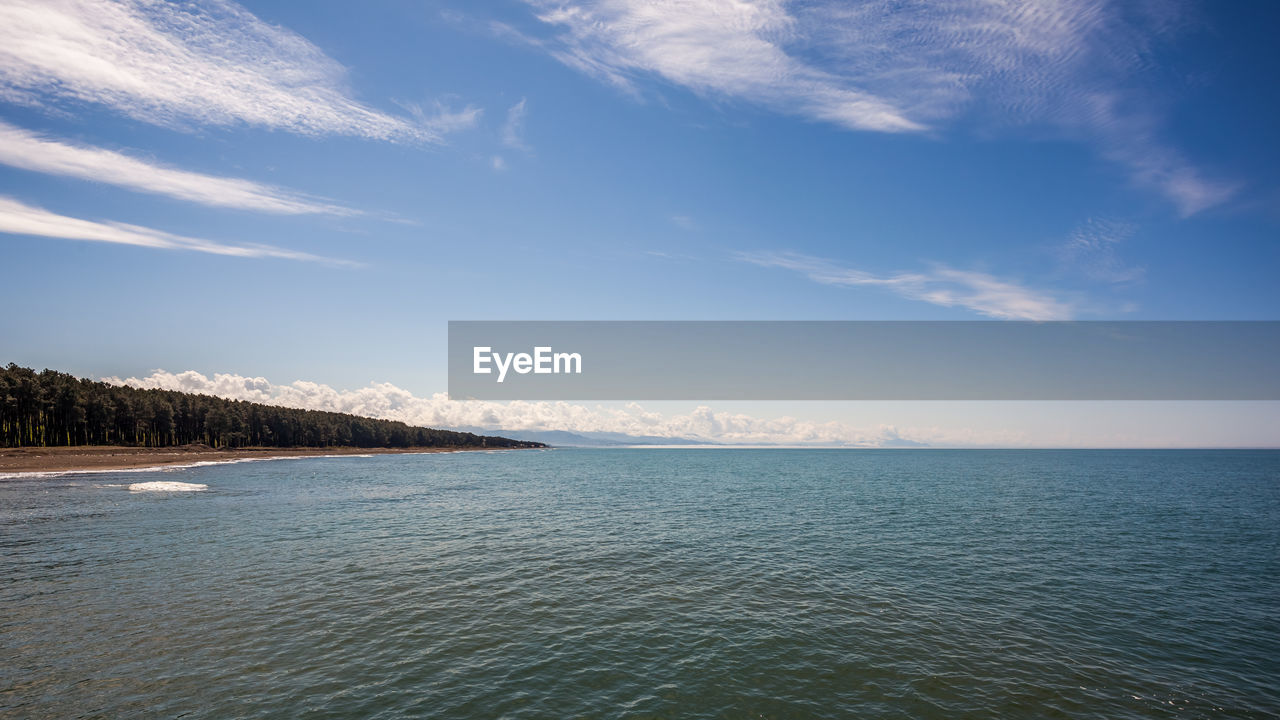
[1,0,1278,446]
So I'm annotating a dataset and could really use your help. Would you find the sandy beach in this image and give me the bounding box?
[0,445,488,475]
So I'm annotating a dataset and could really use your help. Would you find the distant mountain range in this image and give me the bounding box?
[447,427,931,448]
[447,428,720,447]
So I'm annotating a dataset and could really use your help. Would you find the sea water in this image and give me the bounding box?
[1,449,1277,718]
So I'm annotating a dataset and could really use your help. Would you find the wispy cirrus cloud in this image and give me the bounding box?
[519,0,1234,214]
[0,195,353,265]
[490,98,529,171]
[501,98,530,151]
[1057,218,1144,284]
[738,250,1074,320]
[398,99,484,138]
[523,0,922,133]
[1081,94,1239,217]
[0,0,471,142]
[0,120,356,215]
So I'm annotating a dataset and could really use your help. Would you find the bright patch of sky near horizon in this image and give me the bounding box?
[1,0,1278,445]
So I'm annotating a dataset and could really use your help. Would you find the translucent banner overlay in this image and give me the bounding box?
[448,321,1280,401]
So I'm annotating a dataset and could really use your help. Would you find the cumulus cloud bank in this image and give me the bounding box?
[106,368,1007,447]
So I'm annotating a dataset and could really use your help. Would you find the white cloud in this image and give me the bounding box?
[739,250,1073,320]
[105,368,988,447]
[491,155,507,171]
[501,98,530,151]
[398,99,484,138]
[0,195,353,264]
[0,0,467,142]
[1057,218,1144,284]
[521,0,1234,213]
[526,0,921,133]
[1083,94,1239,217]
[0,120,355,215]
[104,368,1280,449]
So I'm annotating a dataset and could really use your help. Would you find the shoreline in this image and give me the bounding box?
[0,445,509,477]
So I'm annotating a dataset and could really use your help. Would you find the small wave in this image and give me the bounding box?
[0,452,392,480]
[128,481,209,492]
[0,463,228,480]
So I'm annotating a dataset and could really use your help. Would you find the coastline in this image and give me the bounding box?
[0,444,505,477]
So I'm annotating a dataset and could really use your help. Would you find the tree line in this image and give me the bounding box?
[0,363,543,450]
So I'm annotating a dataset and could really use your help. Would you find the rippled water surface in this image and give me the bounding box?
[2,449,1278,718]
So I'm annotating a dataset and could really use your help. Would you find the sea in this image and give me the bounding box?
[2,449,1277,719]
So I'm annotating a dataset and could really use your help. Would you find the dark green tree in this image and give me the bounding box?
[0,363,542,450]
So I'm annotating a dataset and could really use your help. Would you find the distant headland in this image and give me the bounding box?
[0,363,543,474]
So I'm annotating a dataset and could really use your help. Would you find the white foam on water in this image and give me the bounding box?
[0,452,387,480]
[128,481,209,492]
